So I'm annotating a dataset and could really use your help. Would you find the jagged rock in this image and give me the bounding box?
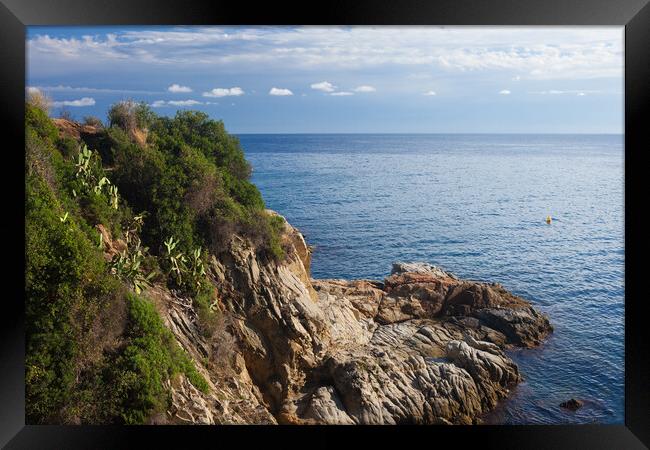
[322,351,485,424]
[166,375,215,425]
[446,340,520,409]
[444,282,502,314]
[302,386,355,424]
[142,214,551,425]
[391,262,457,278]
[474,307,553,348]
[559,398,584,410]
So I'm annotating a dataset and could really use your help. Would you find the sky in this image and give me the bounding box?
[26,26,624,134]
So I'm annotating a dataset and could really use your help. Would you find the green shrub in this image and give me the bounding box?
[108,105,286,260]
[109,242,155,294]
[80,129,116,166]
[108,100,154,133]
[267,214,288,260]
[25,101,288,424]
[56,136,79,159]
[113,293,209,424]
[26,103,58,144]
[227,175,265,210]
[193,285,219,338]
[110,137,164,218]
[76,190,126,237]
[83,115,104,128]
[142,255,164,283]
[25,167,119,423]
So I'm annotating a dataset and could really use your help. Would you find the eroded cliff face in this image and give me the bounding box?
[132,214,552,425]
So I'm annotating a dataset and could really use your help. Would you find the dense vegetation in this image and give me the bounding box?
[25,98,284,424]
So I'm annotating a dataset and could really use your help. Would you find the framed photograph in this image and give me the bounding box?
[2,0,648,448]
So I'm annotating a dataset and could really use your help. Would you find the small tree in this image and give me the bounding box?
[26,88,52,113]
[83,116,104,128]
[108,100,137,132]
[108,100,155,132]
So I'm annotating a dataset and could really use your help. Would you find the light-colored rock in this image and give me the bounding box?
[166,375,215,425]
[302,386,355,424]
[391,262,457,279]
[148,214,551,425]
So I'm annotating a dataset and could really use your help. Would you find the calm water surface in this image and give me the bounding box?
[238,133,624,425]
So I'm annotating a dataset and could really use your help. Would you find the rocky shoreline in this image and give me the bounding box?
[126,214,553,424]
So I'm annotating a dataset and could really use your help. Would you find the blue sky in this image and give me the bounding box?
[26,26,623,134]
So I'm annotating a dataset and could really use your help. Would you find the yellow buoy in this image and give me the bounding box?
[545,215,552,224]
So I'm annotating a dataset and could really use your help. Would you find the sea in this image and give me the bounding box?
[238,133,625,425]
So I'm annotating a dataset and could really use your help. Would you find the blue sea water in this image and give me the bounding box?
[238,133,625,425]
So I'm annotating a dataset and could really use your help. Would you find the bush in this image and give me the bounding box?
[26,102,58,144]
[26,88,52,113]
[150,110,252,181]
[113,293,209,424]
[83,115,104,128]
[108,100,154,133]
[25,166,120,423]
[56,135,80,159]
[25,101,286,424]
[77,190,128,238]
[109,106,285,261]
[25,104,190,425]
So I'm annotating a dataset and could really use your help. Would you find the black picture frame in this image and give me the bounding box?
[1,0,648,448]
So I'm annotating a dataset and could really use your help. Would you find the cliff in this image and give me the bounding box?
[31,106,552,425]
[114,214,552,425]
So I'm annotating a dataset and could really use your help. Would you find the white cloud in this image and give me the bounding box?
[311,81,336,92]
[168,99,201,106]
[330,91,354,96]
[27,27,623,81]
[269,87,293,96]
[577,92,586,96]
[512,75,521,81]
[26,86,41,95]
[499,89,511,95]
[151,99,204,107]
[27,84,161,94]
[52,97,96,107]
[354,85,376,92]
[202,87,244,97]
[168,83,192,93]
[423,90,437,96]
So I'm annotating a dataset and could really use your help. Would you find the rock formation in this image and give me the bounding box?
[559,398,584,411]
[104,214,552,424]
